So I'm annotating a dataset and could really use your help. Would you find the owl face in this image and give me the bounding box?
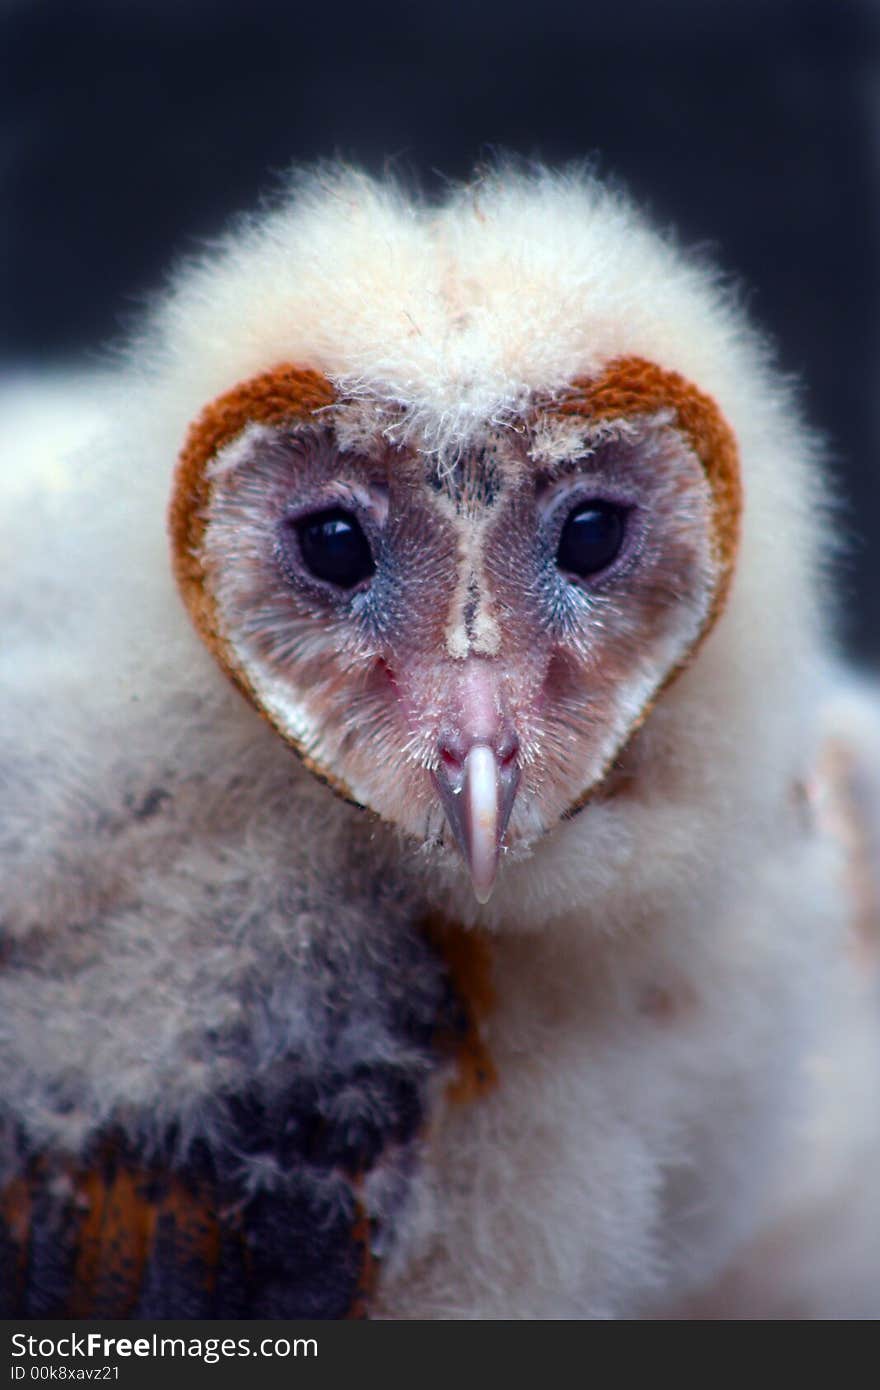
[171,359,739,900]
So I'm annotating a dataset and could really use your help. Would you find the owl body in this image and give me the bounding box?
[1,168,879,1318]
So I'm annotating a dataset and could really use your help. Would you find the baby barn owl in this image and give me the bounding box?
[1,166,879,1320]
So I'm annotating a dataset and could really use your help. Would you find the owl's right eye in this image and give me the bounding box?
[292,507,376,590]
[555,500,626,580]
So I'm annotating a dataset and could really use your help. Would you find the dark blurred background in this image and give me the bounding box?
[2,0,878,658]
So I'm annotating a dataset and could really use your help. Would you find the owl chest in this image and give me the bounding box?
[372,926,719,1318]
[373,901,833,1320]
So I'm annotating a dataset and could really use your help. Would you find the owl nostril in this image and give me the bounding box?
[437,729,519,776]
[440,746,463,774]
[496,731,519,769]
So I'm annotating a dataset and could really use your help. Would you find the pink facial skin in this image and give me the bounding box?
[201,417,719,899]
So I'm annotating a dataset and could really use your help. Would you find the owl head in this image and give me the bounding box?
[166,168,742,901]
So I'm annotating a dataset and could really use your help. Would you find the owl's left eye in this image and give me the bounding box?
[294,508,376,589]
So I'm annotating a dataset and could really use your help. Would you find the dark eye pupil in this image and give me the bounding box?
[556,501,625,579]
[295,508,375,589]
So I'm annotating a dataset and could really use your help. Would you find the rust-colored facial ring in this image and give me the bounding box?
[555,358,741,813]
[560,356,741,632]
[168,355,741,814]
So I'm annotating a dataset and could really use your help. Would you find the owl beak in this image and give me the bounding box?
[432,741,520,903]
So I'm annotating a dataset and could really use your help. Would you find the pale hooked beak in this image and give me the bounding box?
[432,740,520,903]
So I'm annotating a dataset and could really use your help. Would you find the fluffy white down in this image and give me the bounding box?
[2,167,879,1318]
